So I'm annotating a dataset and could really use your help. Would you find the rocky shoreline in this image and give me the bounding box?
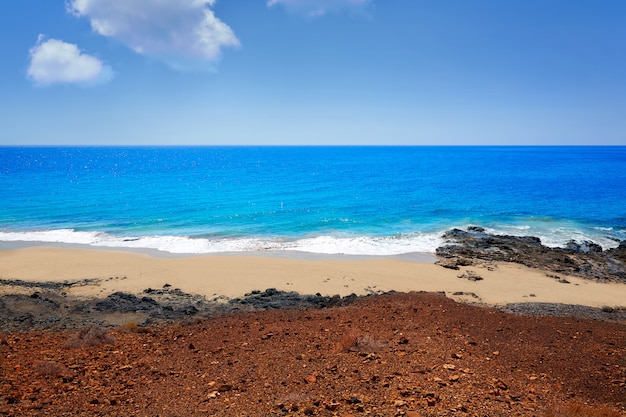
[1,228,626,332]
[0,281,361,332]
[436,227,626,283]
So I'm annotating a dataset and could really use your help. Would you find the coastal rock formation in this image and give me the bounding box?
[436,227,626,283]
[0,282,359,332]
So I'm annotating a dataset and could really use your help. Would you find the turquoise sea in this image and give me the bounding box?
[0,146,624,255]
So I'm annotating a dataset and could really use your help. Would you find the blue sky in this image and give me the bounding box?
[1,0,625,145]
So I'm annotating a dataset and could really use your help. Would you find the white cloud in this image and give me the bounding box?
[27,35,113,85]
[267,0,372,16]
[67,0,239,69]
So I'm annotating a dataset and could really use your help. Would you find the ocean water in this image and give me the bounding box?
[0,146,624,255]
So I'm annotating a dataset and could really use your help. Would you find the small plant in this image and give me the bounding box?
[336,331,386,353]
[33,360,68,378]
[122,321,150,333]
[545,401,623,417]
[65,325,115,348]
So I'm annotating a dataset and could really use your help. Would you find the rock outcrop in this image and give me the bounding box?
[436,227,626,283]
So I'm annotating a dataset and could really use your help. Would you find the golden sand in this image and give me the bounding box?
[1,246,625,308]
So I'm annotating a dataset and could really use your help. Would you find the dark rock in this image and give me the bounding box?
[436,227,626,284]
[607,241,626,263]
[501,303,626,322]
[452,292,479,299]
[457,271,483,281]
[141,296,159,305]
[94,292,142,312]
[231,288,356,311]
[565,240,603,254]
[178,305,199,316]
[434,258,460,270]
[0,278,100,290]
[0,285,364,331]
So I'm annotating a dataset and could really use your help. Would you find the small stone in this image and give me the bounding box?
[433,377,447,386]
[435,258,460,270]
[451,353,463,359]
[393,400,406,407]
[442,364,456,370]
[304,374,317,384]
[494,379,508,391]
[217,384,233,392]
[457,271,483,281]
[325,402,340,411]
[449,375,460,382]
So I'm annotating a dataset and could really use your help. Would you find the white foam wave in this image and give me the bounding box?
[1,223,621,255]
[0,229,443,255]
[283,234,443,255]
[0,229,106,245]
[481,224,622,250]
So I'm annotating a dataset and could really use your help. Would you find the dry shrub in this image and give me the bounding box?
[123,321,138,330]
[122,321,150,333]
[33,360,68,378]
[336,331,386,353]
[65,325,115,348]
[545,401,623,417]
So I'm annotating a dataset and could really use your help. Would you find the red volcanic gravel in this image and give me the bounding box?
[1,292,624,416]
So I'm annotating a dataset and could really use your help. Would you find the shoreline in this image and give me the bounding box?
[2,227,626,330]
[0,240,438,262]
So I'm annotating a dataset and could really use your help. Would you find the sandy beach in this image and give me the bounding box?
[1,246,625,309]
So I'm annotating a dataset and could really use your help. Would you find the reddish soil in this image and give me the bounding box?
[1,292,624,416]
